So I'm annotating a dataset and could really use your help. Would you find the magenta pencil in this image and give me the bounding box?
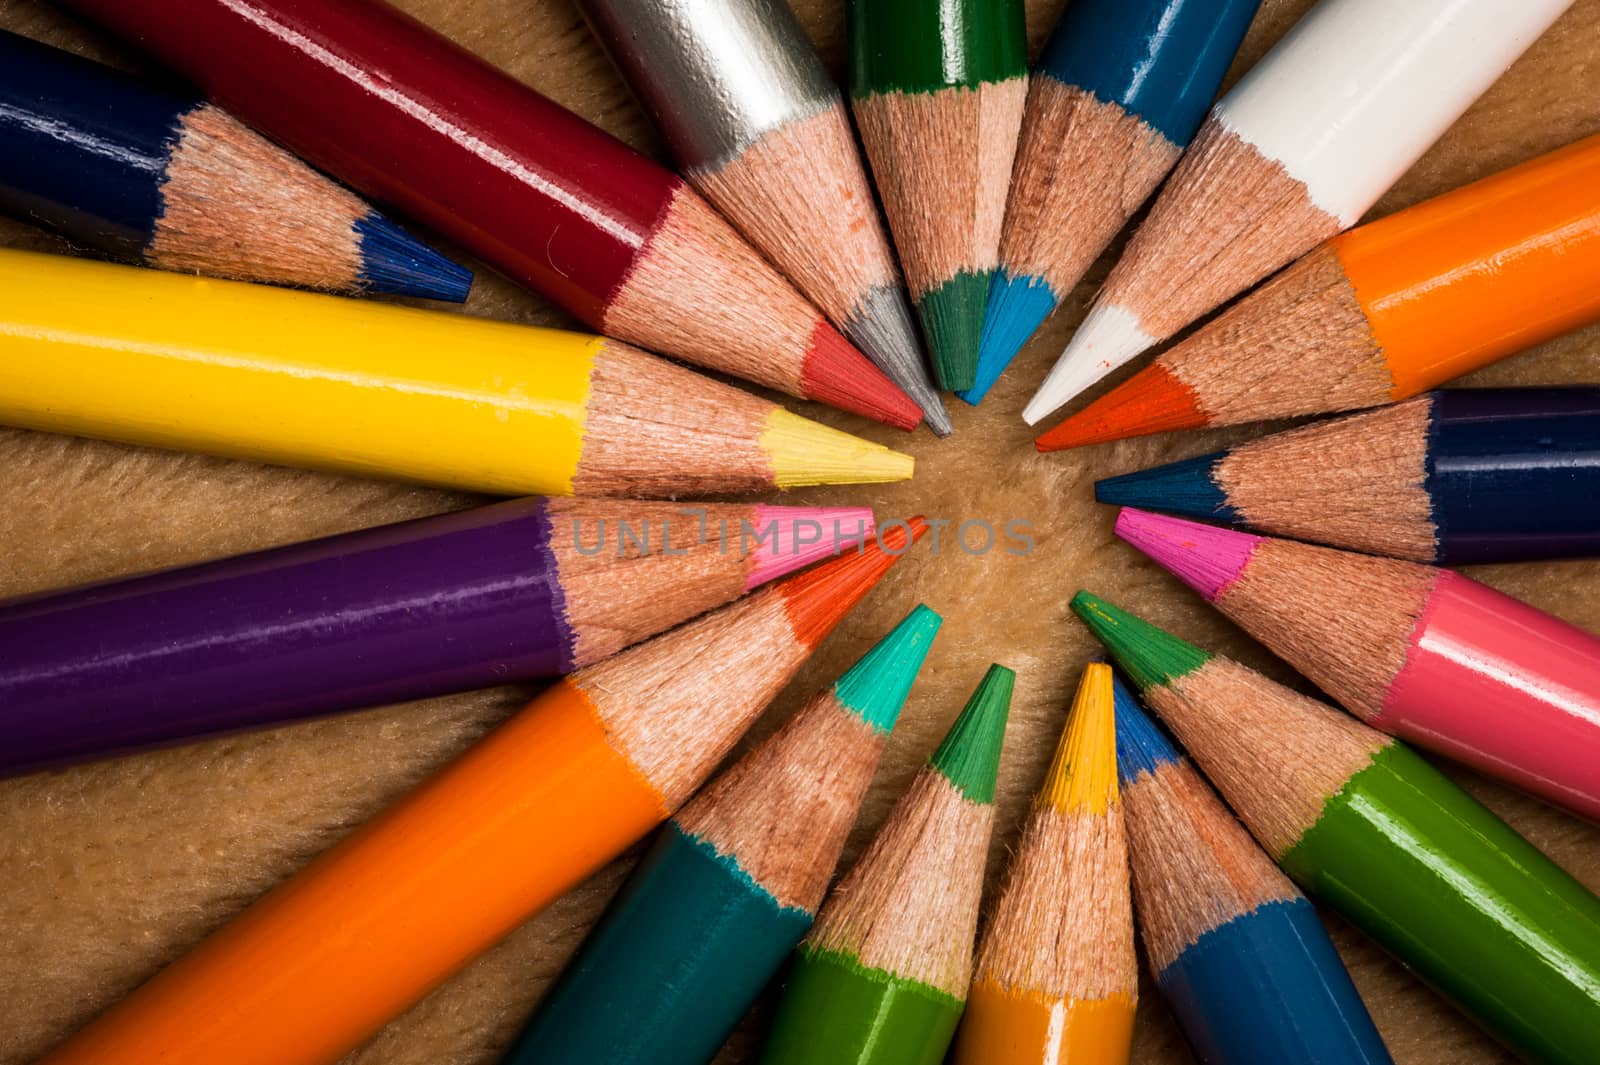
[1114,508,1600,821]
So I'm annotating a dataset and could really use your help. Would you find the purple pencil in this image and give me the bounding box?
[0,498,872,774]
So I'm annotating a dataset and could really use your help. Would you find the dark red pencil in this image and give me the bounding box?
[57,0,919,430]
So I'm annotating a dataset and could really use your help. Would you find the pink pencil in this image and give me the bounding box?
[1114,508,1600,822]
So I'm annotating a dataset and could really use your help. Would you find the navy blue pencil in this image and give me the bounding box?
[1113,675,1393,1065]
[0,29,470,300]
[1096,388,1600,565]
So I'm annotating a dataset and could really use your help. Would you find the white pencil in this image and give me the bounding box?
[1022,0,1574,426]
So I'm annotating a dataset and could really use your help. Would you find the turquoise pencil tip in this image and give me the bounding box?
[1095,452,1237,522]
[354,212,473,302]
[929,664,1014,804]
[1070,591,1212,692]
[833,604,943,733]
[959,270,1058,405]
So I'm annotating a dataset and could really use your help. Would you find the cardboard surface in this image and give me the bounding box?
[1,1,1596,1062]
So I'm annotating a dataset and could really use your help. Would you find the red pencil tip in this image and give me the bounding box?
[1035,363,1205,452]
[778,516,928,648]
[800,319,922,432]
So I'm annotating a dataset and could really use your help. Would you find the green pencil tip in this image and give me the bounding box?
[1069,592,1211,692]
[929,663,1013,804]
[833,604,943,733]
[919,270,990,391]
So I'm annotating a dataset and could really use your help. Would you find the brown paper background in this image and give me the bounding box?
[1,1,1597,1062]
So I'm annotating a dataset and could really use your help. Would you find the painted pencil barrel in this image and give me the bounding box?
[1281,743,1600,1065]
[579,0,833,169]
[1215,0,1574,227]
[1377,571,1600,821]
[0,499,569,774]
[0,249,594,495]
[1156,898,1391,1065]
[955,982,1134,1065]
[57,0,671,324]
[1034,0,1259,144]
[760,948,964,1065]
[848,0,1025,94]
[1333,134,1600,399]
[507,822,810,1065]
[37,683,668,1065]
[1427,388,1600,563]
[0,29,185,256]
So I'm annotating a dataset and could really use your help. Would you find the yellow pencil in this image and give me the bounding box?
[953,662,1137,1064]
[0,248,913,497]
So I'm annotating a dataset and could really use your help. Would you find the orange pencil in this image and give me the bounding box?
[38,520,929,1065]
[1039,133,1600,450]
[952,662,1137,1065]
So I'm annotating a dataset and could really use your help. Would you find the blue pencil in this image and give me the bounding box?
[1096,387,1600,564]
[1113,676,1393,1065]
[0,29,469,300]
[963,0,1260,404]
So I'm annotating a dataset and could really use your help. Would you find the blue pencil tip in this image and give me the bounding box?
[354,213,473,302]
[958,270,1058,406]
[1095,452,1238,523]
[1111,672,1181,784]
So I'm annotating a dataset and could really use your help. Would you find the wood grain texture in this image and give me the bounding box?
[1,1,1597,1064]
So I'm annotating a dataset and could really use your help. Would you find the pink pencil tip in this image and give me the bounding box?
[745,505,876,589]
[1114,508,1261,603]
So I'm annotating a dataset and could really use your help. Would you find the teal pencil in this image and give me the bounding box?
[501,604,943,1065]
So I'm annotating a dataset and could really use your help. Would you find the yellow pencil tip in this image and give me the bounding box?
[1040,662,1118,814]
[763,408,915,487]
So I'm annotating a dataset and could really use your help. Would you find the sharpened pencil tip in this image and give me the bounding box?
[931,664,1014,805]
[1096,454,1235,521]
[1111,672,1181,784]
[834,604,943,733]
[777,517,928,651]
[744,506,876,589]
[800,319,924,431]
[1070,591,1211,692]
[1040,662,1118,814]
[353,213,473,302]
[760,408,914,488]
[918,270,991,392]
[1023,302,1155,426]
[960,270,1058,406]
[1036,362,1206,450]
[1114,509,1260,603]
[844,287,951,436]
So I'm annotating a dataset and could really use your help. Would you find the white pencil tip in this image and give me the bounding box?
[1021,303,1155,425]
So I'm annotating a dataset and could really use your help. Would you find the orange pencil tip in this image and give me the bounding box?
[1035,364,1205,452]
[801,319,923,431]
[779,516,928,648]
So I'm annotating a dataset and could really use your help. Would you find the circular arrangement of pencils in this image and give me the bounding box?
[2,2,1598,1065]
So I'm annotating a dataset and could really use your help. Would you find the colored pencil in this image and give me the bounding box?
[1040,135,1600,450]
[964,0,1261,405]
[1096,388,1600,564]
[504,603,942,1065]
[37,519,929,1065]
[1114,677,1391,1065]
[581,0,950,437]
[849,0,1028,391]
[57,0,921,430]
[0,248,913,498]
[1022,0,1574,426]
[1114,508,1600,822]
[0,499,873,775]
[1072,591,1600,1065]
[0,30,469,301]
[952,662,1137,1065]
[760,663,1014,1065]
